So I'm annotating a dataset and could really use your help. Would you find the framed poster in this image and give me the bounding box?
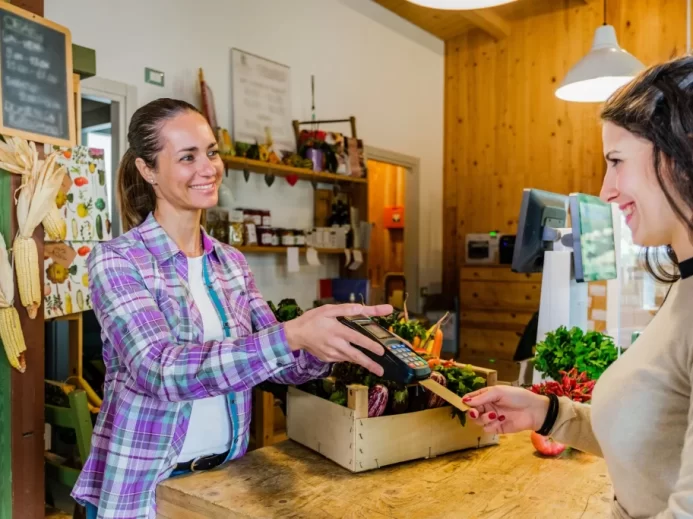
[46,144,112,242]
[231,48,294,153]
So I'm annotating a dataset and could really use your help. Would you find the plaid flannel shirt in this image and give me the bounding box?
[71,213,330,519]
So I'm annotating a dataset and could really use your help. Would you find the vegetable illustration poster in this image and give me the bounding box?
[45,145,112,242]
[43,242,94,318]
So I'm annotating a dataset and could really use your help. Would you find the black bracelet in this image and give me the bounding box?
[535,394,559,436]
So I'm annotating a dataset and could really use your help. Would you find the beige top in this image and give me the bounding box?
[550,276,693,519]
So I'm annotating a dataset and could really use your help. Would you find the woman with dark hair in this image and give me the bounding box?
[71,97,391,519]
[464,56,693,518]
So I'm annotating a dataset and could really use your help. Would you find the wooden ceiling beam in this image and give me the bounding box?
[459,8,510,40]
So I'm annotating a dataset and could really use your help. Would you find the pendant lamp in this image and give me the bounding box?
[555,1,644,102]
[405,0,515,9]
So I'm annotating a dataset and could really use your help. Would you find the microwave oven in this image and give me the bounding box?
[465,233,499,264]
[465,233,515,265]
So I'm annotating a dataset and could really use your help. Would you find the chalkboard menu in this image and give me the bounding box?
[0,3,74,146]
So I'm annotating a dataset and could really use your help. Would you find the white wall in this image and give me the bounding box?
[46,0,444,310]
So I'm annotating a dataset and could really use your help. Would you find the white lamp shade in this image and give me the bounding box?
[556,25,645,103]
[405,0,516,9]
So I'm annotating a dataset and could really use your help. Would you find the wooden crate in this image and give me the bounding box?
[286,366,499,473]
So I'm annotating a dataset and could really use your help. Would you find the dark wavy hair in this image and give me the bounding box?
[600,56,693,284]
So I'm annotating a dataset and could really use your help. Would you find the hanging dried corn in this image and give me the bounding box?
[43,205,67,241]
[0,136,36,174]
[0,137,67,243]
[0,231,26,373]
[13,150,66,318]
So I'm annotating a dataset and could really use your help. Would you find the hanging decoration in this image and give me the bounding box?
[0,231,26,373]
[0,137,67,319]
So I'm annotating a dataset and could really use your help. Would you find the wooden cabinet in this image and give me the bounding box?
[458,265,541,382]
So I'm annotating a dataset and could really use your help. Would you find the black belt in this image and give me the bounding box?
[175,449,230,473]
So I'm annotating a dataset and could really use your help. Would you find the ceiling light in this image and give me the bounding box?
[405,0,516,10]
[555,24,645,103]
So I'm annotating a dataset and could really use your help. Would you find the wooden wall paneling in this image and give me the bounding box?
[460,280,540,310]
[367,161,406,290]
[460,328,523,360]
[445,0,691,376]
[461,308,535,332]
[460,266,540,283]
[367,160,386,289]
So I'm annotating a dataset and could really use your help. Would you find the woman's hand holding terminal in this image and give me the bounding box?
[284,303,394,377]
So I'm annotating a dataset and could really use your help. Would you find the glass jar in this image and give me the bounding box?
[257,226,273,247]
[280,229,295,246]
[244,209,262,226]
[261,210,272,227]
[294,230,306,246]
[270,228,280,247]
[244,222,258,245]
[229,222,244,246]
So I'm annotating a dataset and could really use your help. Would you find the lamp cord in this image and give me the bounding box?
[603,0,607,25]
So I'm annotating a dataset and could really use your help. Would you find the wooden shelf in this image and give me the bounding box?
[237,245,364,255]
[221,156,368,185]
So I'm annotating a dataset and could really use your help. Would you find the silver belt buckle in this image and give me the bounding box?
[190,456,204,472]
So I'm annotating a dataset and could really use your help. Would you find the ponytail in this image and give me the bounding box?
[116,98,204,232]
[117,148,156,232]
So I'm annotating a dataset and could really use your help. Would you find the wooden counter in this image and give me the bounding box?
[156,431,612,518]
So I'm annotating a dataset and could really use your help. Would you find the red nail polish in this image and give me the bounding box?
[498,415,506,422]
[470,410,478,419]
[462,397,471,402]
[488,412,497,420]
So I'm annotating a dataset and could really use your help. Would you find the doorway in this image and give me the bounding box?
[80,77,138,238]
[365,147,420,313]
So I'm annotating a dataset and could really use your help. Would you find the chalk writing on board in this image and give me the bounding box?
[0,8,69,141]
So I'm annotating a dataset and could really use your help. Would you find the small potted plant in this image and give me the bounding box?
[297,130,339,172]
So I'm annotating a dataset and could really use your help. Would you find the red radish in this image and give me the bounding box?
[531,432,566,457]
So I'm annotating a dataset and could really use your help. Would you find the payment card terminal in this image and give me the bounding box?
[337,315,431,384]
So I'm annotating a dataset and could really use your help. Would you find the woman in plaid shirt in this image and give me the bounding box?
[72,98,391,519]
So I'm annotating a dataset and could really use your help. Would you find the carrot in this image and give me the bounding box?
[431,328,444,358]
[427,358,442,369]
[412,336,421,350]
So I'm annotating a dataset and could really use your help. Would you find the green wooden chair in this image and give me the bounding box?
[45,389,93,518]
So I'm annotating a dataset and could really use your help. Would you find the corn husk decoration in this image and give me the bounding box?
[0,231,26,373]
[0,138,66,242]
[43,205,67,241]
[14,150,66,318]
[0,136,36,175]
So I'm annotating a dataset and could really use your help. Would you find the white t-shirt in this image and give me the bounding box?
[178,255,233,462]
